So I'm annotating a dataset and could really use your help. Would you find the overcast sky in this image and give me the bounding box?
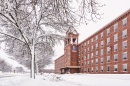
[45,0,130,69]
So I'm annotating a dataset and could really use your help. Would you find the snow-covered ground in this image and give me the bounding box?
[0,73,130,86]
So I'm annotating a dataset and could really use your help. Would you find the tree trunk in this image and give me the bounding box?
[36,63,38,75]
[31,44,35,79]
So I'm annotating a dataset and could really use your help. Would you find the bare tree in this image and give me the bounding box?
[0,0,103,79]
[0,59,12,72]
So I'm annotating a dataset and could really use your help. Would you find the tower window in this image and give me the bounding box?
[73,38,76,43]
[72,46,76,51]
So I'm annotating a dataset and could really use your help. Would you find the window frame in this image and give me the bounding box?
[114,23,118,32]
[122,17,127,27]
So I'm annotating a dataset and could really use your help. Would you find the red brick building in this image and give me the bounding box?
[55,9,130,74]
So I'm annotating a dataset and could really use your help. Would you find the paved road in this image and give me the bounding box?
[0,73,19,78]
[0,75,15,78]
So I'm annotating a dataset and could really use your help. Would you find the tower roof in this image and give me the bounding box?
[66,26,78,35]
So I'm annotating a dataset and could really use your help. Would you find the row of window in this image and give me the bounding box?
[79,52,127,65]
[82,64,127,72]
[79,40,127,56]
[82,18,127,46]
[79,29,127,53]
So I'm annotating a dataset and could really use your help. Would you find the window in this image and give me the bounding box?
[84,68,86,72]
[123,64,127,72]
[91,46,94,51]
[91,38,93,43]
[114,65,118,72]
[82,63,83,66]
[88,41,90,45]
[107,56,110,62]
[122,29,127,38]
[107,47,110,54]
[84,56,86,60]
[82,44,84,48]
[96,59,98,64]
[100,66,103,72]
[114,34,118,42]
[91,67,93,72]
[114,23,118,32]
[96,43,98,49]
[88,47,89,52]
[78,63,80,66]
[84,42,86,47]
[78,58,80,62]
[88,68,90,72]
[101,41,104,47]
[123,52,127,60]
[114,44,118,52]
[84,62,86,66]
[101,32,103,38]
[91,53,93,58]
[72,38,76,44]
[96,51,98,56]
[84,49,86,54]
[101,58,104,63]
[79,53,80,56]
[82,51,83,54]
[107,28,110,36]
[107,65,110,72]
[96,66,98,72]
[122,18,127,27]
[87,61,90,65]
[123,41,127,49]
[91,60,93,64]
[87,54,90,59]
[72,46,76,51]
[96,35,98,41]
[107,37,110,45]
[114,54,118,61]
[101,49,103,56]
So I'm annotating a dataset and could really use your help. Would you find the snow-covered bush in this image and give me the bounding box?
[43,73,64,82]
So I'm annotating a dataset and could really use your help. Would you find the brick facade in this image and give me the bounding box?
[55,9,130,74]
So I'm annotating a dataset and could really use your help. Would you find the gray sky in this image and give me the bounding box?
[45,0,130,69]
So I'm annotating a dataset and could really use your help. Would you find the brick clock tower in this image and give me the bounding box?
[60,28,80,74]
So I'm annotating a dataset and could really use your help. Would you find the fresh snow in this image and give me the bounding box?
[0,73,130,86]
